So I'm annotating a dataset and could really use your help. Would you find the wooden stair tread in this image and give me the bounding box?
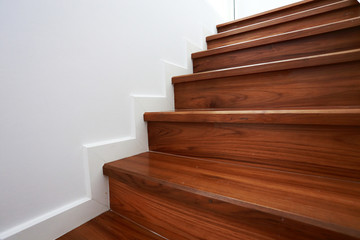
[208,0,357,42]
[57,211,166,240]
[194,17,360,59]
[144,108,360,125]
[103,152,360,238]
[216,0,339,32]
[173,48,360,84]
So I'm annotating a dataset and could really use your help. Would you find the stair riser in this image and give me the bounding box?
[175,61,360,109]
[218,0,343,32]
[195,26,360,72]
[148,122,360,181]
[108,176,355,240]
[208,5,360,49]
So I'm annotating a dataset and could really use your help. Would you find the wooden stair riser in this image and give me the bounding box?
[207,5,360,49]
[195,26,360,72]
[217,0,345,32]
[147,122,360,181]
[108,176,356,240]
[175,61,360,109]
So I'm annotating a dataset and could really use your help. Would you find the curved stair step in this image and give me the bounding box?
[103,152,360,239]
[217,0,343,32]
[207,0,360,49]
[193,17,360,72]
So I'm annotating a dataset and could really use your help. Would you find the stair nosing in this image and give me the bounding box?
[193,17,360,59]
[207,0,356,42]
[144,108,360,126]
[173,49,360,84]
[104,152,360,238]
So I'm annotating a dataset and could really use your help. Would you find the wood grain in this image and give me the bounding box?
[147,122,360,181]
[57,211,166,240]
[217,0,341,32]
[173,49,360,84]
[144,108,360,126]
[208,4,360,49]
[195,17,360,59]
[195,25,360,72]
[175,61,360,109]
[104,152,360,239]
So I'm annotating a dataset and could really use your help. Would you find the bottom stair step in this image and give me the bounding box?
[103,152,360,240]
[57,211,166,240]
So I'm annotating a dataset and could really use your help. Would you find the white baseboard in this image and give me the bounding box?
[83,38,203,208]
[0,35,206,240]
[0,198,108,240]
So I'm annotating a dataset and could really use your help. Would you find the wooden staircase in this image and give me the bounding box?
[59,0,360,239]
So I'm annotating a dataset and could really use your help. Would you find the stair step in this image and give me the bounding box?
[174,49,360,84]
[103,152,360,239]
[144,108,360,126]
[146,109,360,181]
[217,0,341,33]
[194,17,360,72]
[207,0,359,49]
[57,211,166,240]
[175,51,360,109]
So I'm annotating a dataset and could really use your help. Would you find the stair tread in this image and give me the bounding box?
[194,17,360,59]
[216,0,338,32]
[173,48,360,83]
[208,0,356,42]
[103,152,360,238]
[144,108,360,125]
[57,211,166,240]
[216,0,315,32]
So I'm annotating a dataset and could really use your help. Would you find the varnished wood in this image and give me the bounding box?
[194,20,360,72]
[196,17,360,59]
[173,49,360,84]
[174,61,360,109]
[147,122,360,181]
[57,211,166,240]
[144,108,360,126]
[101,2,360,239]
[207,4,360,49]
[104,152,360,239]
[217,0,340,32]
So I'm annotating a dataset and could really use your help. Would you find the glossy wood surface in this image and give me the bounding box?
[147,122,360,181]
[194,24,360,72]
[217,0,339,32]
[104,152,360,238]
[207,4,360,49]
[102,1,360,239]
[195,17,360,59]
[144,108,360,126]
[173,49,360,84]
[175,61,360,109]
[57,211,166,240]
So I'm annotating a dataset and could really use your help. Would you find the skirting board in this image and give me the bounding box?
[83,38,203,208]
[0,29,208,240]
[0,198,108,240]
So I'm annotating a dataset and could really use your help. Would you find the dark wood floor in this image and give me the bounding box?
[57,211,166,240]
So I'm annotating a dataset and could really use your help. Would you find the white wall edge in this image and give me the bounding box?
[0,28,208,240]
[83,37,204,209]
[0,198,108,240]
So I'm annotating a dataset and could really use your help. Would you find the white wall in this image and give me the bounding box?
[235,0,302,19]
[0,0,233,239]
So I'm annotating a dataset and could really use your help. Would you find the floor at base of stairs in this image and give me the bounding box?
[57,211,166,240]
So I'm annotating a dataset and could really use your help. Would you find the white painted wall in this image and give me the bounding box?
[0,0,233,239]
[235,0,303,19]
